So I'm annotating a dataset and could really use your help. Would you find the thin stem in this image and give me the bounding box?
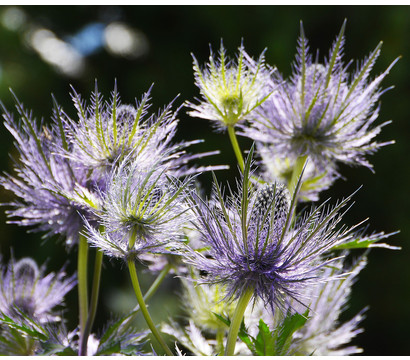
[224,287,253,356]
[77,234,89,341]
[227,125,245,172]
[120,263,172,333]
[288,155,308,199]
[216,329,225,355]
[79,250,103,356]
[127,259,173,356]
[143,263,172,302]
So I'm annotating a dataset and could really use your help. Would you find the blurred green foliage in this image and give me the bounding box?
[0,5,408,355]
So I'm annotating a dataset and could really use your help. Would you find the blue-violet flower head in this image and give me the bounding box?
[188,152,355,314]
[242,21,398,172]
[84,157,193,260]
[0,257,76,323]
[0,94,98,246]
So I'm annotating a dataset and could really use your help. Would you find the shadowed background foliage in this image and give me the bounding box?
[0,5,408,355]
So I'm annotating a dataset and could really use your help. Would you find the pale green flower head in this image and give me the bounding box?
[187,41,273,130]
[182,270,237,333]
[258,146,337,202]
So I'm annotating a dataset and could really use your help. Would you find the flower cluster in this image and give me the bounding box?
[0,21,398,356]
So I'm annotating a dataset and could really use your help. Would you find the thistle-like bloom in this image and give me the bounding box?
[187,153,359,314]
[65,82,225,185]
[187,42,273,130]
[0,95,97,246]
[182,269,238,333]
[84,156,193,260]
[0,257,76,323]
[242,21,398,172]
[257,147,337,201]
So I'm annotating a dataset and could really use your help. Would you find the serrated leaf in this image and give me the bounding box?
[275,310,309,355]
[238,319,254,351]
[254,319,276,356]
[52,346,78,356]
[96,342,122,355]
[0,313,48,342]
[96,315,148,356]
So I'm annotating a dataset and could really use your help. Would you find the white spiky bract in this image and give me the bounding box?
[187,42,274,130]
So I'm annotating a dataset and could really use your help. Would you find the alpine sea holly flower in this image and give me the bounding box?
[187,151,357,315]
[0,94,98,246]
[242,21,398,172]
[64,82,225,187]
[257,146,338,201]
[187,42,273,130]
[84,157,193,261]
[181,269,238,334]
[0,257,76,324]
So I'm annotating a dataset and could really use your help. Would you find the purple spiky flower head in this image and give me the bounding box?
[0,257,76,324]
[84,155,193,261]
[242,20,398,173]
[64,82,226,188]
[0,94,98,247]
[187,149,359,314]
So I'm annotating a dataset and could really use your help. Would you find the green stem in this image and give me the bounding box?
[78,234,89,337]
[79,250,103,356]
[288,155,308,199]
[127,259,173,356]
[121,263,172,333]
[216,329,225,355]
[227,125,245,172]
[224,287,253,356]
[143,263,172,303]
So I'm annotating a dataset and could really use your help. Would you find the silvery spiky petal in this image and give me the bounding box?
[32,321,148,355]
[187,41,274,130]
[84,157,193,260]
[248,256,367,355]
[0,95,97,246]
[242,21,398,172]
[0,257,76,324]
[290,256,366,355]
[64,82,225,185]
[258,145,337,201]
[162,320,251,356]
[187,150,358,314]
[181,269,238,333]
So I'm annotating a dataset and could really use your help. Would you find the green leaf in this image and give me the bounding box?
[254,319,276,355]
[42,344,77,356]
[238,311,309,356]
[332,231,400,251]
[275,310,309,355]
[213,312,255,353]
[96,315,148,356]
[238,319,254,352]
[212,312,231,328]
[0,313,48,342]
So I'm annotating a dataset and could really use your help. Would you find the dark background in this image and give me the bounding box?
[0,5,408,355]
